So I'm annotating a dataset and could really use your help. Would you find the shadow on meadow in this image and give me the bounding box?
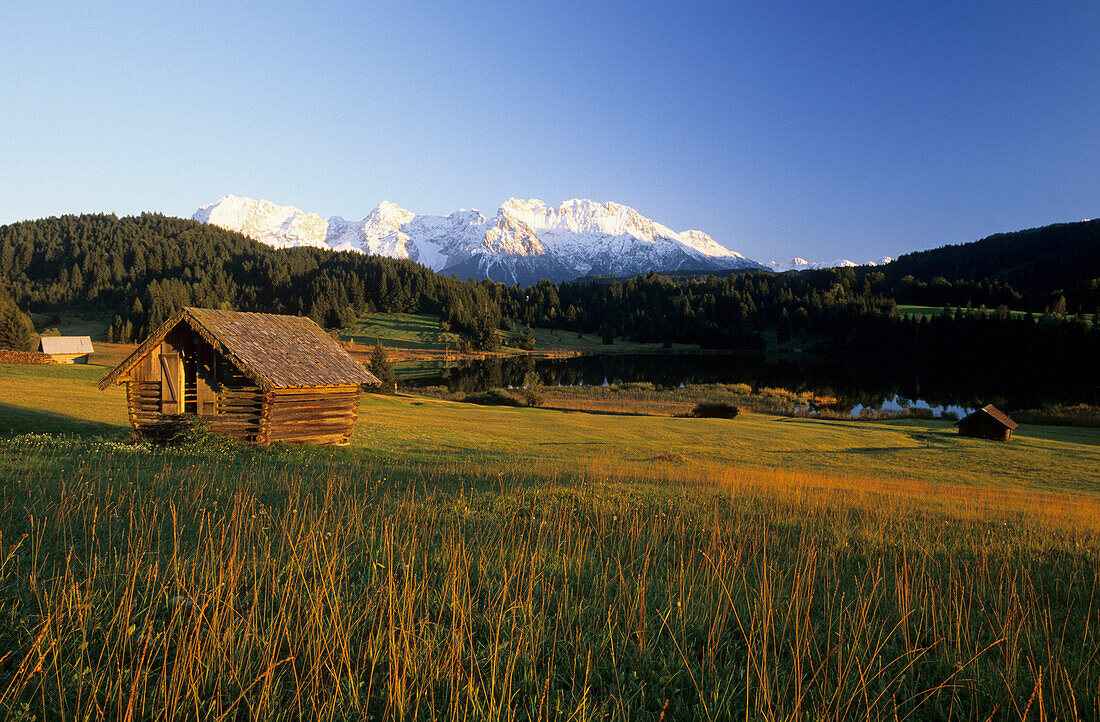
[0,401,124,438]
[543,405,652,418]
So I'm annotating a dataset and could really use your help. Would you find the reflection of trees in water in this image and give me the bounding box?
[420,351,1098,410]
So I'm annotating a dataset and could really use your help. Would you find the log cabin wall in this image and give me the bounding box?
[957,413,1012,441]
[46,353,90,364]
[125,381,170,438]
[121,349,357,445]
[207,365,264,443]
[125,348,167,437]
[260,385,360,445]
[99,308,380,445]
[122,332,266,443]
[208,381,264,443]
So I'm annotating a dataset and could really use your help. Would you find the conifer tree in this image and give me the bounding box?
[471,308,500,351]
[519,324,536,351]
[366,342,396,394]
[0,295,33,351]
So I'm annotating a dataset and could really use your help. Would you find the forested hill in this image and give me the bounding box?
[578,219,1100,313]
[883,219,1100,308]
[0,213,508,342]
[2,212,1098,369]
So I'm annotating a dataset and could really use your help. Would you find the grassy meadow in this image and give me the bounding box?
[344,313,467,352]
[343,313,703,357]
[897,304,1095,322]
[896,305,1024,320]
[340,312,708,382]
[0,359,1098,720]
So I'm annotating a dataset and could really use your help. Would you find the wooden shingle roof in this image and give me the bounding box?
[98,307,380,391]
[958,404,1019,430]
[39,336,94,354]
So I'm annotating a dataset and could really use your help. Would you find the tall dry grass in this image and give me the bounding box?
[0,436,1096,720]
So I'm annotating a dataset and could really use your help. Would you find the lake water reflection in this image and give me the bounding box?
[401,352,1098,415]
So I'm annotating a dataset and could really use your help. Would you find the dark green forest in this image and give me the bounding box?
[0,213,507,344]
[1,213,1098,406]
[883,219,1100,310]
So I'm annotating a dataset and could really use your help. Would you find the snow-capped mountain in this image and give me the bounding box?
[765,256,894,273]
[192,197,331,250]
[193,195,765,284]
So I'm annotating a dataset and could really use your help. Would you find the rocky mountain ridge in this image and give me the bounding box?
[193,195,891,282]
[193,195,764,284]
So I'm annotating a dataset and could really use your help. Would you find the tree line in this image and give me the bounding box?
[1,213,1098,399]
[0,213,506,346]
[880,219,1100,313]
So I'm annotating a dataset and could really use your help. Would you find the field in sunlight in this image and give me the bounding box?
[0,361,1098,719]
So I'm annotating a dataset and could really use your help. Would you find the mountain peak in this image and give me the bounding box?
[193,194,764,283]
[764,256,896,272]
[368,201,415,227]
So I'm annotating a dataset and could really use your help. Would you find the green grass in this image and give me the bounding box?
[342,312,702,354]
[343,313,464,350]
[30,309,113,341]
[356,395,1100,493]
[1,363,1099,719]
[900,304,1023,319]
[0,360,127,436]
[525,326,701,353]
[898,304,1095,321]
[4,363,1100,494]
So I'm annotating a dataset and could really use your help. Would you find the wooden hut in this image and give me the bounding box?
[98,307,379,445]
[956,404,1018,441]
[39,335,94,364]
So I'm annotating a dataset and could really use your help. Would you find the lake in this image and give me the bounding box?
[401,352,1100,415]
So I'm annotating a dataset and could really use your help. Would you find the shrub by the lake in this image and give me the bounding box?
[461,389,524,406]
[690,401,740,418]
[520,370,544,407]
[1015,404,1100,427]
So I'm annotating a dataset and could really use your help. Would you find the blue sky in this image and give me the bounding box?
[1,1,1097,263]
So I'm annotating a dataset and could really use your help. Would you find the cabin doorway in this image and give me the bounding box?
[181,336,220,418]
[158,329,219,418]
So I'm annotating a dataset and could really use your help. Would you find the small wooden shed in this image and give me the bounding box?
[39,336,94,364]
[956,404,1018,441]
[98,307,379,445]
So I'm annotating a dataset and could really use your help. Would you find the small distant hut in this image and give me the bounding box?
[98,307,380,445]
[39,336,94,364]
[956,404,1018,441]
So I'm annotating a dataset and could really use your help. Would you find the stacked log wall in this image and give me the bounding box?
[209,384,265,442]
[126,381,264,442]
[125,377,358,445]
[126,381,171,438]
[260,386,360,445]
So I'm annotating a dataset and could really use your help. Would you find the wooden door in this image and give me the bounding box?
[195,344,218,417]
[160,352,183,415]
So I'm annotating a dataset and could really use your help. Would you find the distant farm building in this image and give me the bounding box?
[956,404,1018,441]
[98,307,380,445]
[39,336,94,364]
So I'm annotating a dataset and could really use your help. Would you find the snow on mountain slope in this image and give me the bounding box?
[192,195,330,250]
[764,256,895,272]
[192,195,765,284]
